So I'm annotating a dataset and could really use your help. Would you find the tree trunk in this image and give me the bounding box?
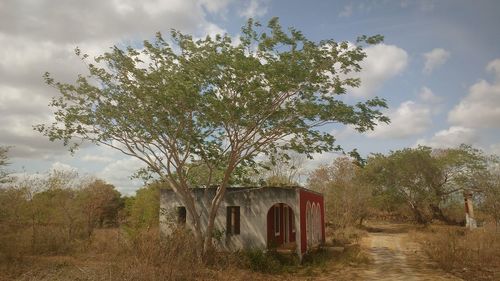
[429,203,460,225]
[410,205,428,224]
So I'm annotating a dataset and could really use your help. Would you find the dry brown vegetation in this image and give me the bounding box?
[3,145,500,280]
[1,227,258,281]
[411,224,500,281]
[0,226,367,281]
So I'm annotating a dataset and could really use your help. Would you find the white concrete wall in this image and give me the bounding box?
[160,187,301,255]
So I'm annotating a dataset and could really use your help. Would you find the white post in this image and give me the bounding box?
[464,191,477,229]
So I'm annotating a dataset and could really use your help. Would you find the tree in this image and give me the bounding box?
[482,170,500,229]
[363,145,491,224]
[308,157,372,227]
[363,147,443,224]
[0,146,10,183]
[126,182,161,231]
[77,179,122,237]
[435,144,490,195]
[37,18,388,259]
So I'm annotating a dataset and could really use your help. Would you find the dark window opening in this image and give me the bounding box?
[177,206,186,224]
[226,206,240,235]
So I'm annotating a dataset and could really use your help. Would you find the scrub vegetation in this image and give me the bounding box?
[2,142,499,280]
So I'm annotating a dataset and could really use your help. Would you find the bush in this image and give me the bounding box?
[241,249,299,274]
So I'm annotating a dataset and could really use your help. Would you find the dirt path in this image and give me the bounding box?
[313,224,463,281]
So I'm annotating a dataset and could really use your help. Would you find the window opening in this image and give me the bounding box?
[177,206,186,224]
[226,206,240,235]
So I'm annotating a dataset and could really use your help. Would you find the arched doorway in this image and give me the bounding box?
[266,203,296,249]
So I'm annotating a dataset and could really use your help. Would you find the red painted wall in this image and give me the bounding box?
[299,189,325,254]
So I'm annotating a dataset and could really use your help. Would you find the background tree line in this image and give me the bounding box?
[3,141,500,263]
[308,144,500,229]
[0,147,162,260]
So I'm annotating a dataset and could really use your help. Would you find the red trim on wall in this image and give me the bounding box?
[299,189,325,254]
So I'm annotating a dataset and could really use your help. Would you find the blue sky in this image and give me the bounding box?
[1,0,499,194]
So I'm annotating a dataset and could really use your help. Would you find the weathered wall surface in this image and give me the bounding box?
[160,187,301,255]
[299,189,325,254]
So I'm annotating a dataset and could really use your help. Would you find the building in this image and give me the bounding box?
[160,186,325,258]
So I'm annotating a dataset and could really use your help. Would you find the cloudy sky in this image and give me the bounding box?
[1,0,499,194]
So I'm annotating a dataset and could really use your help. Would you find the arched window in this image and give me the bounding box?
[311,203,316,244]
[315,204,321,242]
[306,201,312,247]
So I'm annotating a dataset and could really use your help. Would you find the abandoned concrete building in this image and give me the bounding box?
[160,186,325,258]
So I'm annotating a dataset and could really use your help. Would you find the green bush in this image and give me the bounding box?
[242,248,299,273]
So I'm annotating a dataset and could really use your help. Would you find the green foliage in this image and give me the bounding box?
[0,146,10,183]
[37,17,389,256]
[481,166,500,227]
[37,18,388,172]
[363,146,439,223]
[363,145,492,224]
[242,249,298,273]
[435,144,490,192]
[125,182,160,230]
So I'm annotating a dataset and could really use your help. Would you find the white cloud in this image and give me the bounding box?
[239,0,268,18]
[332,126,357,140]
[50,161,77,172]
[415,126,478,148]
[303,152,341,173]
[202,22,227,38]
[419,0,435,12]
[0,0,232,163]
[486,58,500,80]
[338,4,353,18]
[489,143,500,156]
[82,154,114,163]
[366,86,443,140]
[423,48,450,74]
[201,0,233,13]
[419,86,442,103]
[367,100,432,139]
[349,44,408,97]
[97,157,146,195]
[448,58,500,128]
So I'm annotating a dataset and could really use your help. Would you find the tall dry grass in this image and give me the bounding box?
[1,227,207,281]
[1,227,284,281]
[413,224,500,281]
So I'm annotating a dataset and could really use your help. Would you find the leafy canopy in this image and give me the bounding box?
[363,145,493,224]
[37,18,388,187]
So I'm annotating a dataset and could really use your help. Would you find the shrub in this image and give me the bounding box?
[241,249,299,274]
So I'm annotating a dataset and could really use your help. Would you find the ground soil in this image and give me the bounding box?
[300,223,463,281]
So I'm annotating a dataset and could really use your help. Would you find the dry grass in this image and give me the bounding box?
[1,227,206,281]
[0,228,299,281]
[0,226,367,281]
[327,226,367,246]
[411,224,500,281]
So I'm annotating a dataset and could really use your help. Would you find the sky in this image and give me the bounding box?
[1,0,500,194]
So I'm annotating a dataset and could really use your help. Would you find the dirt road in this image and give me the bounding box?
[313,224,463,281]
